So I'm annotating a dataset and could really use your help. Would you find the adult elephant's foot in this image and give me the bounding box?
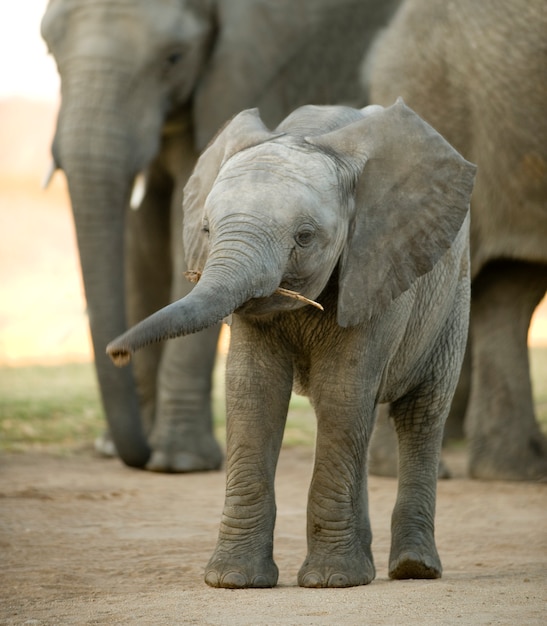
[146,404,223,472]
[389,550,442,580]
[204,551,278,588]
[468,431,547,482]
[93,427,223,472]
[95,422,225,472]
[297,553,375,588]
[94,430,117,458]
[146,433,223,473]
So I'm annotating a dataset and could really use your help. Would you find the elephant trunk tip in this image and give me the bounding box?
[106,342,133,367]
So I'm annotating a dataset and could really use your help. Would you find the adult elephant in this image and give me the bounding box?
[41,0,400,470]
[365,0,547,480]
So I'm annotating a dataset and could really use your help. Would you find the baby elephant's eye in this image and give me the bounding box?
[202,219,210,234]
[295,227,315,247]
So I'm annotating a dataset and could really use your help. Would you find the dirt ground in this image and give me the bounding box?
[1,445,545,626]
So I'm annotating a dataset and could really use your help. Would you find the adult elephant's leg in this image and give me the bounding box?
[368,404,398,477]
[146,172,222,472]
[466,260,547,481]
[148,323,223,471]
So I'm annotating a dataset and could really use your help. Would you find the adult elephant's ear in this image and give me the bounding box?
[308,99,476,327]
[183,108,276,271]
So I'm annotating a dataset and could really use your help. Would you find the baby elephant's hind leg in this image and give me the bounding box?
[389,389,445,580]
[389,280,468,579]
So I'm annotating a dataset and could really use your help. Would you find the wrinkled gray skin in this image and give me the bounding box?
[40,0,401,470]
[107,101,476,588]
[365,0,547,481]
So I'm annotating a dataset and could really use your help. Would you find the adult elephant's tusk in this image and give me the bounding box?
[130,172,147,210]
[41,159,57,189]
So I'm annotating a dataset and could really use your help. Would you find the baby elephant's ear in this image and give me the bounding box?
[309,99,476,327]
[183,109,276,271]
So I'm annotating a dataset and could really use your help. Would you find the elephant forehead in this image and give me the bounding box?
[216,142,337,195]
[207,178,311,215]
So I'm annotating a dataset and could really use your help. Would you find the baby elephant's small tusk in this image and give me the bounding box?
[274,287,324,311]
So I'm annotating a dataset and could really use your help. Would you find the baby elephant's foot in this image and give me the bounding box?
[204,551,279,588]
[389,548,442,580]
[298,553,375,588]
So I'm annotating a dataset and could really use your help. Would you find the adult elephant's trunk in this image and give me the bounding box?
[107,230,284,367]
[54,67,154,468]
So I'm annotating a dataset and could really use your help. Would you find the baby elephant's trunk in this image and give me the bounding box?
[106,258,280,366]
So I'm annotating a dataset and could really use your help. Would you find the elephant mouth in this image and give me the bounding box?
[235,286,324,317]
[184,270,323,317]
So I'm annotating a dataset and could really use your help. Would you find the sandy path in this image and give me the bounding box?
[1,446,545,625]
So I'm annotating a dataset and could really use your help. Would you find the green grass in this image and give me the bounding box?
[1,347,546,453]
[0,363,103,452]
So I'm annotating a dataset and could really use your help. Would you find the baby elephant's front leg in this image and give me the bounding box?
[205,330,293,588]
[204,473,280,588]
[298,395,376,588]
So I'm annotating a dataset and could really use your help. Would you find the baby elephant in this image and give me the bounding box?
[107,100,475,588]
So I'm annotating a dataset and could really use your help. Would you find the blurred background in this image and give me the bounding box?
[0,0,546,368]
[1,0,90,365]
